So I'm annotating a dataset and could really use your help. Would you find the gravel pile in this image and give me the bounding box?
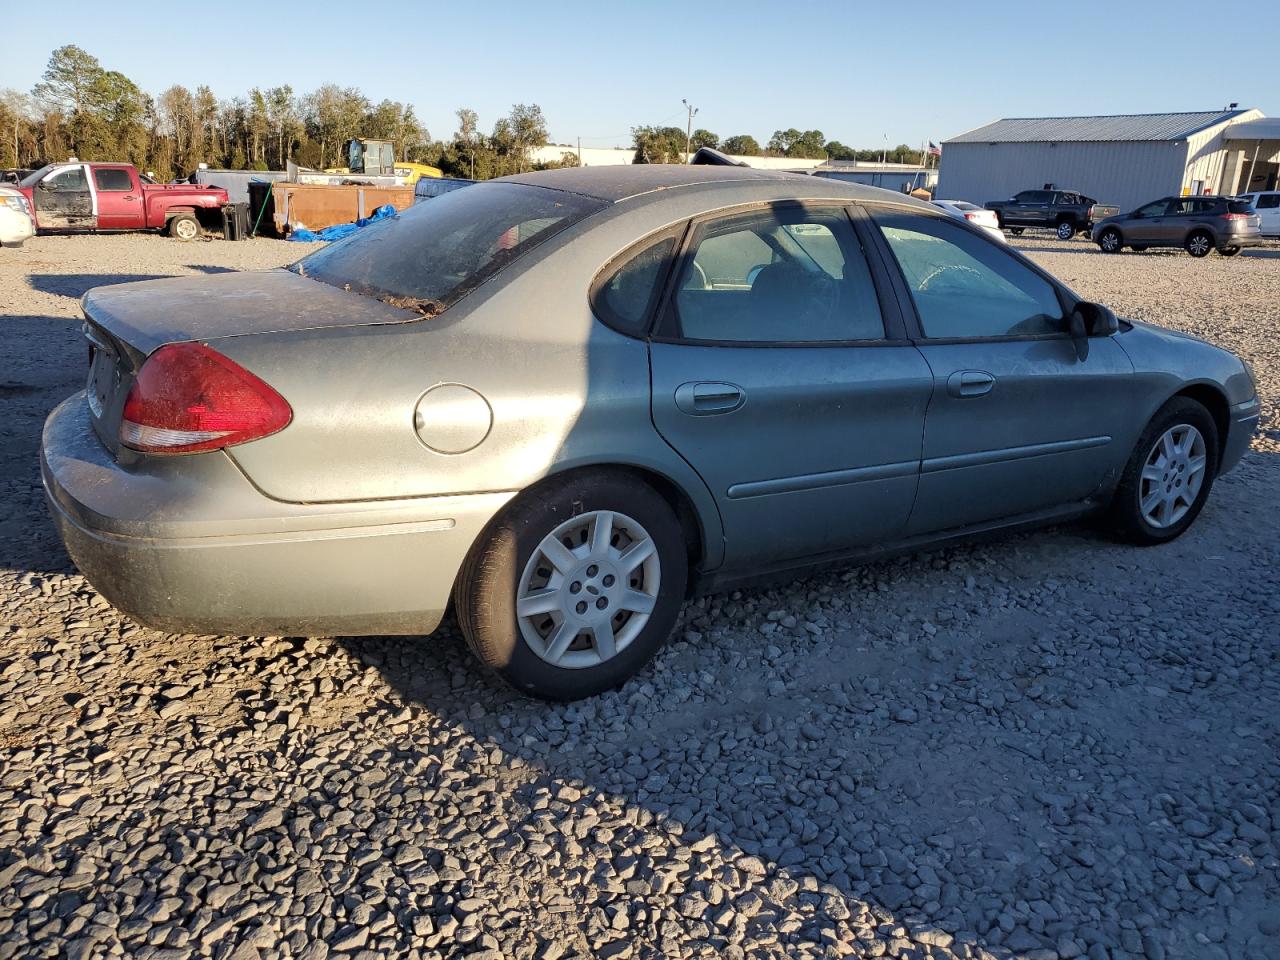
[1,233,1277,960]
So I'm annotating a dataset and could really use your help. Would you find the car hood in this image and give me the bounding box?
[81,268,421,357]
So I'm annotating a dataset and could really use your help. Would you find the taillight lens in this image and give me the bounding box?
[120,342,291,454]
[1220,213,1248,220]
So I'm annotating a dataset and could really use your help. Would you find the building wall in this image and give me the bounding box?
[936,140,1190,211]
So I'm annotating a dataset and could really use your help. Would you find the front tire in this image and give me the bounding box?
[1185,231,1212,257]
[1097,228,1123,253]
[1107,398,1218,545]
[455,471,688,701]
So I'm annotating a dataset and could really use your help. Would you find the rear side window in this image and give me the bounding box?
[593,234,678,335]
[94,168,132,191]
[872,210,1064,340]
[671,205,884,343]
[293,183,605,315]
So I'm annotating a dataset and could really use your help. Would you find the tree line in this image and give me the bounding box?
[631,125,927,165]
[0,45,563,181]
[1,46,926,181]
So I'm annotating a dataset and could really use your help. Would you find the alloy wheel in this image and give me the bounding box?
[1139,424,1207,529]
[1099,230,1120,252]
[516,510,661,669]
[1186,234,1211,257]
[174,219,198,241]
[1057,222,1074,240]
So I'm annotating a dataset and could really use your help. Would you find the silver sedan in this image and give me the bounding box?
[42,166,1260,700]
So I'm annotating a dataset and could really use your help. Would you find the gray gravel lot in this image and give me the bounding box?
[1,232,1278,960]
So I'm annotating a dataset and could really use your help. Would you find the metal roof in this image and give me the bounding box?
[945,110,1252,144]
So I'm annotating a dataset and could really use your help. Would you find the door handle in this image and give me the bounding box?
[946,370,995,398]
[123,195,137,201]
[674,381,745,416]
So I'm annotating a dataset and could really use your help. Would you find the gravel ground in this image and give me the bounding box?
[1,232,1278,960]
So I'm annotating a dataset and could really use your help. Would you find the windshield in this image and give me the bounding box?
[18,164,56,188]
[292,182,605,315]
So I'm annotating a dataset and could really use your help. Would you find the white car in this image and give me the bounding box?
[1237,191,1279,238]
[931,199,1006,243]
[0,185,35,248]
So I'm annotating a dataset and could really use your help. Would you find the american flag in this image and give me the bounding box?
[927,141,941,158]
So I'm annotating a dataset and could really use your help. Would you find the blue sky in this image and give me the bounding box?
[1,0,1273,149]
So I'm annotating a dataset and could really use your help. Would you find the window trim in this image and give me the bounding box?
[93,166,134,192]
[862,202,1079,345]
[588,223,690,339]
[649,200,911,348]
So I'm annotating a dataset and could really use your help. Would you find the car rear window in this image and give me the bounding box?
[292,182,605,315]
[1227,199,1255,214]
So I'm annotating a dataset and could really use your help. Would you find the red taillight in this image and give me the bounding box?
[1221,213,1248,220]
[964,212,979,220]
[120,342,292,454]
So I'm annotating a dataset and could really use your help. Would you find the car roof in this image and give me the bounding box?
[500,164,898,204]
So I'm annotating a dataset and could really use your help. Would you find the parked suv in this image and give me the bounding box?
[1236,191,1280,238]
[1092,196,1262,257]
[985,189,1119,240]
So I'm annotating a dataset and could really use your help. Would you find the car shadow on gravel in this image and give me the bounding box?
[27,273,171,299]
[331,449,1280,959]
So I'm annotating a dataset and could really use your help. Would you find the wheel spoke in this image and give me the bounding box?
[517,588,561,618]
[543,621,577,663]
[1141,489,1163,516]
[538,536,579,575]
[592,620,617,661]
[1160,432,1177,460]
[617,537,655,575]
[589,511,614,557]
[1157,496,1174,527]
[1141,463,1164,482]
[618,590,656,615]
[1187,454,1207,477]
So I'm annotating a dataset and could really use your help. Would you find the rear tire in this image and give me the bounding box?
[1056,221,1077,240]
[1185,231,1212,257]
[1130,246,1147,253]
[1009,227,1025,236]
[1106,398,1219,545]
[168,213,200,242]
[455,471,688,701]
[1219,245,1241,257]
[1097,228,1123,253]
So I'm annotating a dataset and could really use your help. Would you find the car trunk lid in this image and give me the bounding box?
[80,269,421,456]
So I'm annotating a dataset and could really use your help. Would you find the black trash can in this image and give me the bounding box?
[222,202,250,241]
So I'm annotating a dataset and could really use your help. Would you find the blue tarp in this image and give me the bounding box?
[288,203,397,242]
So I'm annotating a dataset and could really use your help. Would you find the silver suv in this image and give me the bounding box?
[1092,196,1262,257]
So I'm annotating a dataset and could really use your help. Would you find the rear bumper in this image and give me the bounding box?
[41,394,512,636]
[1220,397,1260,475]
[1221,234,1262,249]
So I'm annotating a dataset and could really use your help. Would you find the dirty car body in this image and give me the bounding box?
[42,166,1260,700]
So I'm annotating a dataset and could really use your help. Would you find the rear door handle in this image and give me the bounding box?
[946,370,995,398]
[674,381,745,415]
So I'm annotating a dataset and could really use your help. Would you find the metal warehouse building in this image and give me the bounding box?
[936,109,1278,212]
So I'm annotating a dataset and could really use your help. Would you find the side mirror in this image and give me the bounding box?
[1075,300,1119,337]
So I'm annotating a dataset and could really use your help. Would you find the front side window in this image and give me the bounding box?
[94,168,133,191]
[1136,199,1171,217]
[872,210,1064,340]
[671,205,884,343]
[294,182,605,315]
[43,167,87,192]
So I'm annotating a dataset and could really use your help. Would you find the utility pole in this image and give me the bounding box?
[682,99,698,163]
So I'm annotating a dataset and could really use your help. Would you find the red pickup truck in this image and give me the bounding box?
[16,162,228,241]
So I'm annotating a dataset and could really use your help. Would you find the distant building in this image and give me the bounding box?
[807,161,938,194]
[528,145,824,171]
[937,109,1277,211]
